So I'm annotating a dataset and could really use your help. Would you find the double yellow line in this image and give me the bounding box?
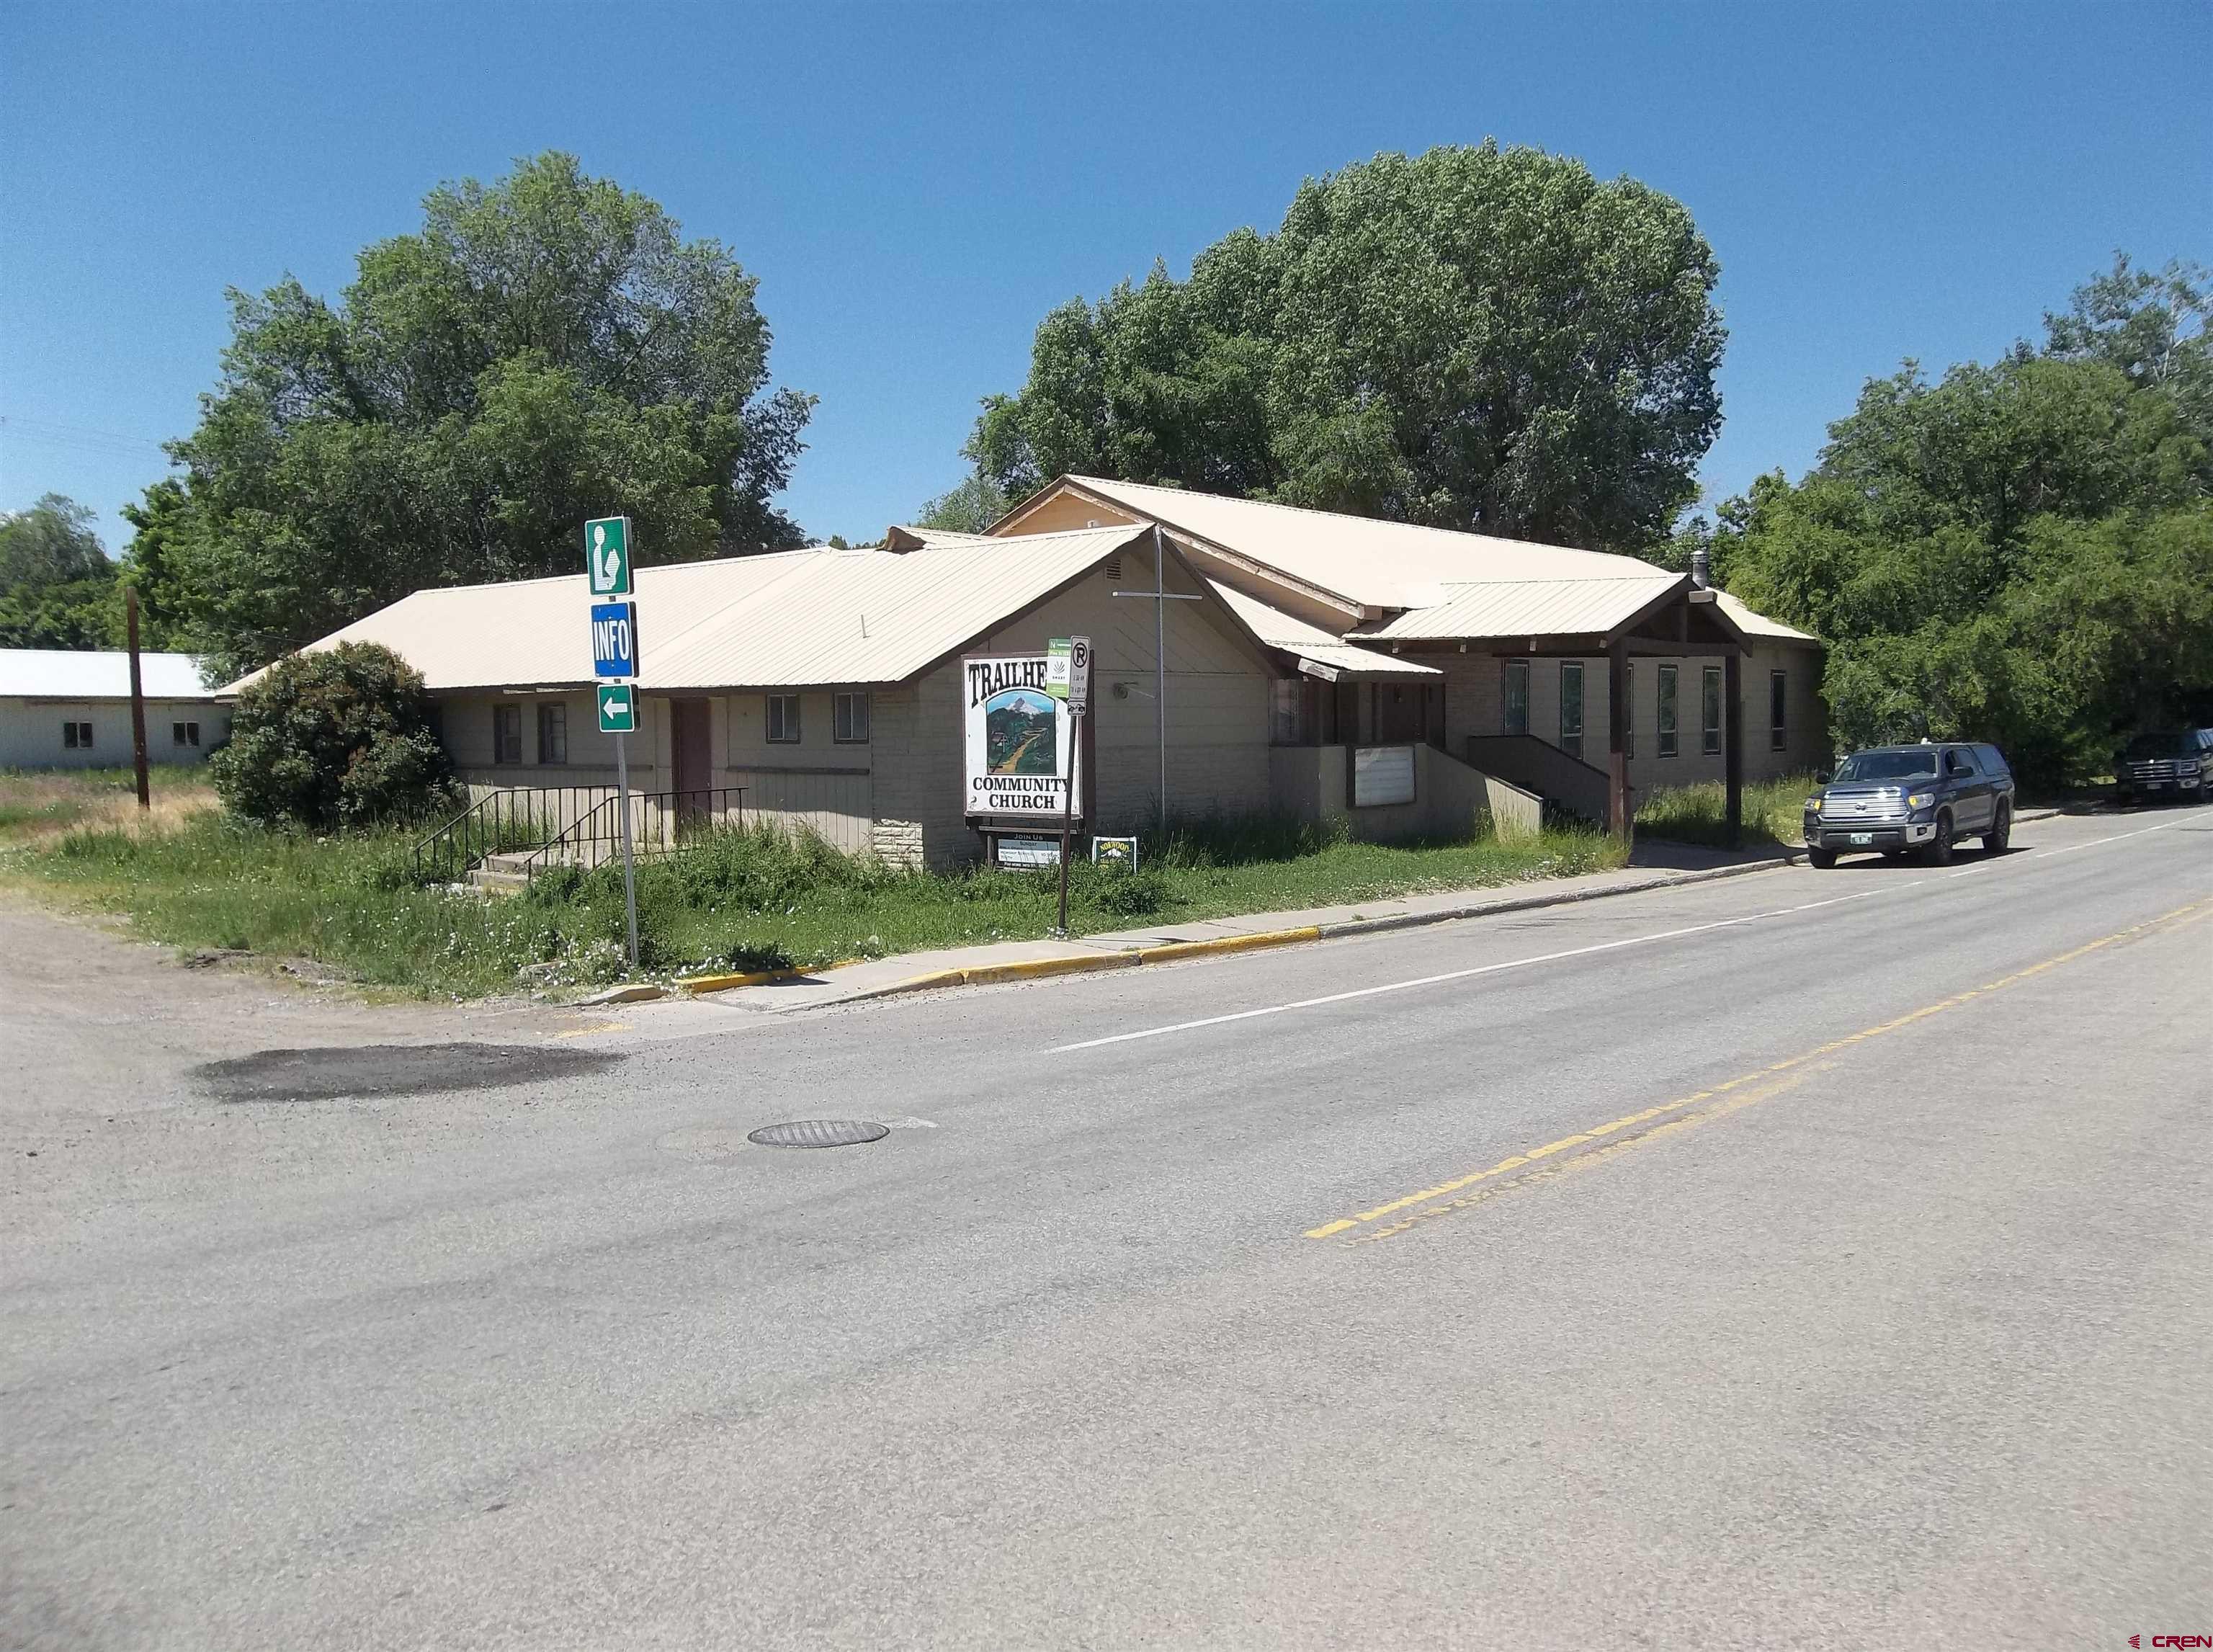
[1305,895,2213,1246]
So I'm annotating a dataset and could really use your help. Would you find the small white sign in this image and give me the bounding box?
[997,836,1062,869]
[1352,744,1416,808]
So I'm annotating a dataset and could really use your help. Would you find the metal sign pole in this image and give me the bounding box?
[1153,526,1167,841]
[614,727,640,968]
[1054,709,1078,935]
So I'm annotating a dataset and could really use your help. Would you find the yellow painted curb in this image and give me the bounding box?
[960,952,1142,988]
[679,956,865,994]
[1136,926,1322,965]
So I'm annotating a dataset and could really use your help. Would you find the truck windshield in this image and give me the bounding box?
[1834,750,1939,782]
[2124,731,2194,759]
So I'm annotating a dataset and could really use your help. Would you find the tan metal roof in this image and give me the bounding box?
[1056,476,1668,612]
[1207,582,1439,679]
[229,526,1156,695]
[1716,590,1820,645]
[1358,575,1685,642]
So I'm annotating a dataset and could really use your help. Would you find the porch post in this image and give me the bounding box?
[1607,639,1630,842]
[1725,651,1744,848]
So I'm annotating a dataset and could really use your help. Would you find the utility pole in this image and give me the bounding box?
[125,586,150,813]
[1112,525,1202,842]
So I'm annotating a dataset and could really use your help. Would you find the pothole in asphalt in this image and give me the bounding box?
[746,1119,890,1149]
[195,1043,623,1103]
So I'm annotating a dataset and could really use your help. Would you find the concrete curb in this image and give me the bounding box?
[677,956,864,995]
[841,854,1805,1005]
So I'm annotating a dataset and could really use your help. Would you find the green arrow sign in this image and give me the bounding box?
[585,516,632,596]
[596,683,637,734]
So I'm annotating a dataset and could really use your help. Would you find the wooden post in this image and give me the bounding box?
[1607,639,1629,842]
[125,586,150,813]
[1725,651,1744,848]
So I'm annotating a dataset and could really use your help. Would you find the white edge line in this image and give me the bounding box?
[1050,814,2194,1055]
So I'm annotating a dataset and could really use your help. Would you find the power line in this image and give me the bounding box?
[0,415,176,460]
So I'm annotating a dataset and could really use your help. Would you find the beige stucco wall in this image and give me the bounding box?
[0,698,231,769]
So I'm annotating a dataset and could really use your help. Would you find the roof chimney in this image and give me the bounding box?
[1689,548,1711,590]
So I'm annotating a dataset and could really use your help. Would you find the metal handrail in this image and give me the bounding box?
[410,785,615,883]
[513,786,748,880]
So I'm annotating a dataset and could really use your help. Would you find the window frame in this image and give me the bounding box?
[766,693,801,744]
[1624,661,1635,762]
[492,703,523,766]
[1559,661,1585,762]
[1769,669,1788,754]
[63,720,92,750]
[1657,664,1678,759]
[1702,666,1723,756]
[171,720,202,748]
[833,690,871,745]
[536,700,568,766]
[1501,658,1530,738]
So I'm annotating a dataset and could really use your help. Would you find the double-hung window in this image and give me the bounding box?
[537,702,568,765]
[493,704,523,765]
[1657,665,1678,758]
[1702,666,1723,756]
[171,720,201,748]
[1559,662,1585,762]
[62,720,94,750]
[1769,670,1789,752]
[833,691,870,744]
[766,694,800,744]
[1501,659,1529,737]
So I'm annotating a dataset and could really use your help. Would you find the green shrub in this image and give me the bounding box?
[210,642,460,829]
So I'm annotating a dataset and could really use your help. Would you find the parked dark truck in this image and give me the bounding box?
[2114,728,2213,805]
[1802,742,2016,868]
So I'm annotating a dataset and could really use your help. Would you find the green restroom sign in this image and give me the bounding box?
[585,516,632,596]
[596,683,637,734]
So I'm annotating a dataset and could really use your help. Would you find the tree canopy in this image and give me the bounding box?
[1702,256,2212,786]
[140,152,813,681]
[948,143,1724,552]
[0,494,121,651]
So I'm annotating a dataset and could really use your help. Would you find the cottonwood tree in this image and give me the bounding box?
[140,153,813,680]
[0,494,119,650]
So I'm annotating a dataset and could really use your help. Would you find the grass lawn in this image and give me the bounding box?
[5,777,1629,999]
[1633,773,1818,849]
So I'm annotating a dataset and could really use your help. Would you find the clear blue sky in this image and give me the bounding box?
[3,1,2207,553]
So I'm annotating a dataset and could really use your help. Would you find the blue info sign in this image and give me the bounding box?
[591,602,640,679]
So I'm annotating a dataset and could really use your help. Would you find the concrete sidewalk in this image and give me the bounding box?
[666,837,1815,1016]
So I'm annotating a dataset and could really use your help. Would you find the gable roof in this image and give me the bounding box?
[1207,582,1439,679]
[1357,574,1687,643]
[224,525,1172,695]
[0,648,218,700]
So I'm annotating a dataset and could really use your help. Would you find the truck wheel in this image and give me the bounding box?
[1984,802,2011,853]
[1924,815,1955,866]
[1806,847,1836,870]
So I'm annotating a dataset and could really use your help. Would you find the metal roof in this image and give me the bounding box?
[1207,582,1439,679]
[227,527,1161,695]
[1358,575,1686,642]
[1055,476,1671,612]
[0,648,218,700]
[1716,590,1820,645]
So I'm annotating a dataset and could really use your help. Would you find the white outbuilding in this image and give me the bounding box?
[0,649,231,769]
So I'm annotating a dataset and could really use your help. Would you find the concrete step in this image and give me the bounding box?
[468,867,531,896]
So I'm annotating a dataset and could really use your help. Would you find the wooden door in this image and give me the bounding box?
[671,698,712,825]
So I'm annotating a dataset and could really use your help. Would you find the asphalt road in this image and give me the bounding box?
[4,809,2209,1650]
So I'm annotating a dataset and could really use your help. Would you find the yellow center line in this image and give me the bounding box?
[1303,895,2213,1244]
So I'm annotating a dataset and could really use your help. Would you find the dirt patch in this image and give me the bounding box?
[193,1042,623,1103]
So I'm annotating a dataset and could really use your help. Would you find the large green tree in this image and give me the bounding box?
[1709,259,2213,787]
[0,494,120,650]
[143,152,813,680]
[952,143,1724,551]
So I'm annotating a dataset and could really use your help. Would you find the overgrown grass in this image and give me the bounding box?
[1633,773,1818,849]
[6,804,1630,999]
[0,767,218,843]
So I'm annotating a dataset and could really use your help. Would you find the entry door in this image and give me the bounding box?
[671,698,713,822]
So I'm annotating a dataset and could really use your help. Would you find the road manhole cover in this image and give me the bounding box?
[747,1119,890,1149]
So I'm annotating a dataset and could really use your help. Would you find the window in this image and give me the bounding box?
[493,704,522,765]
[62,720,94,750]
[1657,665,1678,758]
[171,721,201,748]
[1769,670,1789,753]
[1702,666,1723,756]
[1270,679,1307,746]
[1945,748,1977,777]
[1501,659,1529,737]
[1560,661,1585,762]
[833,691,870,744]
[1624,663,1635,761]
[766,693,800,744]
[537,702,568,765]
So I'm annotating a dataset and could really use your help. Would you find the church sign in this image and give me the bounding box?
[963,654,1081,822]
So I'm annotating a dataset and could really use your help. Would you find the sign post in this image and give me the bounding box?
[1048,637,1090,934]
[586,528,641,968]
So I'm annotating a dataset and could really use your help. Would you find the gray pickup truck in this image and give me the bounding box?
[1802,742,2016,868]
[2114,728,2213,805]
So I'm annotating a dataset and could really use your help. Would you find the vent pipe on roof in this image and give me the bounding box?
[1690,548,1711,590]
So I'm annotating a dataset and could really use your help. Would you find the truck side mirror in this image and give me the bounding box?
[1815,771,1831,785]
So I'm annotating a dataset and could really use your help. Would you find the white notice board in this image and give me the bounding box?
[1352,744,1416,808]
